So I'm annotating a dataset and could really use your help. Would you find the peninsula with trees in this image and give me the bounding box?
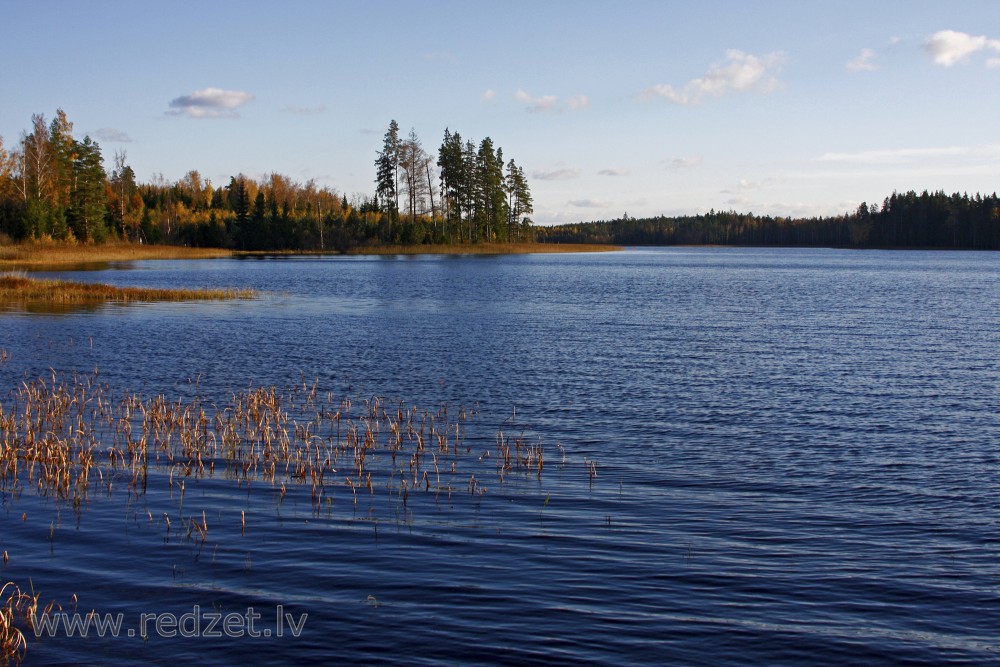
[1,109,998,254]
[0,111,536,253]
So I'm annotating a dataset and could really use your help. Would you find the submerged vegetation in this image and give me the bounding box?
[0,370,545,514]
[1,581,45,667]
[0,274,255,306]
[0,364,552,662]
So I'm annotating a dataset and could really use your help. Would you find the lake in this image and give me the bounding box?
[2,247,1000,665]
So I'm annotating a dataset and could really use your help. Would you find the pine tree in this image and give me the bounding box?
[476,138,507,241]
[506,159,533,241]
[437,128,465,242]
[68,136,108,242]
[228,176,250,248]
[375,120,400,238]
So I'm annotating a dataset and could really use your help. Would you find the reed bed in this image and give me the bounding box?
[0,274,255,305]
[0,367,551,662]
[0,370,546,528]
[0,243,232,270]
[0,581,52,667]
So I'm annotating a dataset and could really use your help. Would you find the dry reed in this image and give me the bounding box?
[0,365,559,662]
[0,369,547,525]
[1,581,54,667]
[0,274,255,305]
[0,243,232,271]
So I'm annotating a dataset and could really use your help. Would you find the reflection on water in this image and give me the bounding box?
[0,301,110,315]
[2,248,1000,665]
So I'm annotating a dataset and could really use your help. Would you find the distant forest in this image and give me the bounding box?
[0,110,534,250]
[2,109,998,252]
[537,190,1000,250]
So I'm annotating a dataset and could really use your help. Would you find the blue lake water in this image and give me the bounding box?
[2,247,1000,665]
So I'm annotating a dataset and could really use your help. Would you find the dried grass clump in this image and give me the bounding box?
[0,243,232,270]
[0,371,545,520]
[0,274,254,305]
[1,581,53,667]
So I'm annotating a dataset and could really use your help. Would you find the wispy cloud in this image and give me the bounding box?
[513,90,589,113]
[515,89,559,112]
[598,167,630,176]
[533,168,580,181]
[817,145,976,164]
[668,155,703,169]
[282,105,327,115]
[640,50,784,105]
[721,177,781,194]
[482,89,497,102]
[925,30,1000,66]
[569,198,607,208]
[847,48,879,72]
[167,87,255,118]
[92,127,132,143]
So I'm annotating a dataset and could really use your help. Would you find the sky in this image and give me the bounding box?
[2,0,998,224]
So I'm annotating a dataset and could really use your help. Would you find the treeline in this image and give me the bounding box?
[375,120,533,244]
[0,109,533,250]
[537,190,1000,250]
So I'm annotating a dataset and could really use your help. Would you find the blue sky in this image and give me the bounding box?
[2,0,998,224]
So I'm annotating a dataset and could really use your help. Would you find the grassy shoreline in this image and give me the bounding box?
[1,241,620,270]
[0,274,255,305]
[0,242,233,270]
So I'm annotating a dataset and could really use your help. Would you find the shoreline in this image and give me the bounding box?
[0,274,255,305]
[0,241,621,270]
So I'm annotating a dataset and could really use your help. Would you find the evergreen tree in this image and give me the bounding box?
[506,159,533,241]
[437,128,465,241]
[68,136,108,242]
[476,138,507,241]
[228,176,250,248]
[375,120,400,238]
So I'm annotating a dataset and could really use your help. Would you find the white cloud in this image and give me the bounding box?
[93,127,132,143]
[817,146,973,164]
[482,89,497,102]
[721,176,781,194]
[641,50,784,105]
[847,48,879,72]
[167,87,255,118]
[514,89,558,112]
[989,58,1000,69]
[569,198,608,208]
[668,155,703,169]
[598,167,630,176]
[533,168,580,181]
[925,30,1000,66]
[512,90,588,113]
